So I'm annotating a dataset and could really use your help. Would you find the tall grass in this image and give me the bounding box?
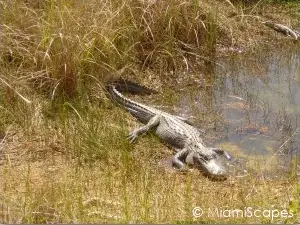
[1,0,223,100]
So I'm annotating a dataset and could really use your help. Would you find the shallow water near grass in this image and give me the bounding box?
[214,47,300,178]
[161,46,300,178]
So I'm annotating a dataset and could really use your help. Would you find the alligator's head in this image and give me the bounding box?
[192,152,228,180]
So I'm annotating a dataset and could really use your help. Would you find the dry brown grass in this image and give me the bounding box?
[0,146,298,223]
[0,94,299,223]
[0,124,297,223]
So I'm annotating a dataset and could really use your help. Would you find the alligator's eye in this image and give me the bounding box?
[211,152,218,158]
[197,154,209,161]
[204,153,217,160]
[194,152,213,162]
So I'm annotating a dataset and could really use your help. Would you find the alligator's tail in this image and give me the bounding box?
[106,79,157,95]
[105,79,157,123]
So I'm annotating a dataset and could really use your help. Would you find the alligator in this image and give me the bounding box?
[106,79,231,180]
[263,21,298,40]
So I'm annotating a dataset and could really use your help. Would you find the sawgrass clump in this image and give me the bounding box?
[1,0,221,100]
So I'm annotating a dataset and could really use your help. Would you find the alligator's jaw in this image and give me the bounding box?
[194,156,228,180]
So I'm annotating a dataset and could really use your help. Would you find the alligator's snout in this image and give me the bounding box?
[193,155,228,180]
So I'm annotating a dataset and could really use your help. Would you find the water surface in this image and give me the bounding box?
[171,47,300,178]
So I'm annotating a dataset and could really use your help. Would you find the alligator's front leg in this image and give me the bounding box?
[128,114,161,143]
[172,148,189,169]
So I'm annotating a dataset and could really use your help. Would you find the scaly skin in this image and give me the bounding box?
[263,21,298,40]
[106,80,230,180]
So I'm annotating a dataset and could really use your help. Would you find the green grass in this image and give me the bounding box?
[0,0,300,223]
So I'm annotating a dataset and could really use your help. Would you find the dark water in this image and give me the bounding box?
[169,47,300,178]
[213,49,300,177]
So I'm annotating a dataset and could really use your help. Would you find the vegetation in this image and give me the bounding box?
[0,0,299,223]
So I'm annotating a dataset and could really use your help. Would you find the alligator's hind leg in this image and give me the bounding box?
[128,114,161,143]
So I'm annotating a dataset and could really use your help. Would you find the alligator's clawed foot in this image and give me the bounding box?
[172,162,189,173]
[127,132,138,143]
[172,159,185,169]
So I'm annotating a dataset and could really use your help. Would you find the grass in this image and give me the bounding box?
[1,0,300,223]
